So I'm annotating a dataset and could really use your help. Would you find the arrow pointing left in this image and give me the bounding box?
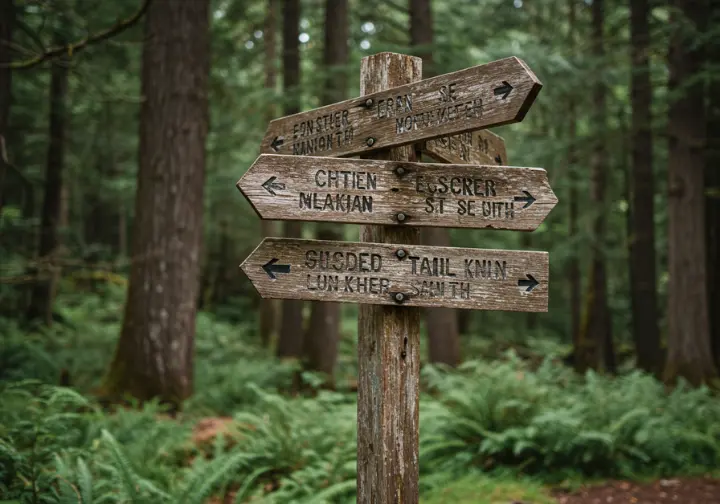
[262,258,290,279]
[261,176,286,196]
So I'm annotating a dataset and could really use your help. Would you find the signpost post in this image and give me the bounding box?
[238,52,550,504]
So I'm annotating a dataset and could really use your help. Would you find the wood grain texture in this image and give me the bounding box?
[357,52,421,504]
[423,129,508,166]
[237,154,556,231]
[240,237,550,312]
[260,56,542,159]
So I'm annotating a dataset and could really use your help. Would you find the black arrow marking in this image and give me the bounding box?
[514,190,536,209]
[518,274,539,292]
[493,81,513,100]
[270,136,284,152]
[261,176,286,196]
[262,258,290,280]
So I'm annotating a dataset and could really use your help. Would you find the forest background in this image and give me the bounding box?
[1,0,720,502]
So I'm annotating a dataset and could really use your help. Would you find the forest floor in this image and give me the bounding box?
[552,477,720,504]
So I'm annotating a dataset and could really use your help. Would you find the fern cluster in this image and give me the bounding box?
[420,351,720,481]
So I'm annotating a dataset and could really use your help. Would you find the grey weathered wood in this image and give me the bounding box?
[357,52,421,504]
[260,56,542,159]
[423,129,508,166]
[240,237,550,312]
[238,154,557,231]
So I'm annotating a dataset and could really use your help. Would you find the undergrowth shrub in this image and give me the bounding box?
[420,351,720,481]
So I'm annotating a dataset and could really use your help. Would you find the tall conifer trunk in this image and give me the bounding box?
[664,0,717,385]
[629,0,661,373]
[103,0,210,407]
[27,29,68,326]
[303,0,349,384]
[276,0,304,359]
[411,0,460,367]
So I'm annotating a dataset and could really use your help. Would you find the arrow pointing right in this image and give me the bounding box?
[493,81,514,100]
[262,258,291,279]
[514,190,536,209]
[518,274,539,292]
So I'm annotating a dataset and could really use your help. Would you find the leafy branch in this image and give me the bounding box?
[6,0,152,70]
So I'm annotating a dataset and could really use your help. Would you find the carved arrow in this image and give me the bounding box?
[262,258,291,279]
[261,176,286,196]
[518,274,539,292]
[494,81,513,100]
[514,190,536,209]
[270,136,284,152]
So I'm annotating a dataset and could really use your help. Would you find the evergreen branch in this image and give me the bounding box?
[6,0,152,70]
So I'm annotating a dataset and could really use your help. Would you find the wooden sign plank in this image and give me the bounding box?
[241,238,550,312]
[423,129,508,166]
[260,56,542,158]
[237,154,557,231]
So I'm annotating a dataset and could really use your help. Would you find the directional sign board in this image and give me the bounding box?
[424,129,508,166]
[241,238,549,312]
[260,56,542,158]
[238,154,557,230]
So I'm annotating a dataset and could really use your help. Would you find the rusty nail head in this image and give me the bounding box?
[396,249,407,259]
[365,98,374,108]
[366,137,375,147]
[394,292,405,303]
[395,166,406,176]
[396,212,406,222]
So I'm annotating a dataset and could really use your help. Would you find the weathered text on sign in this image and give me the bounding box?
[423,129,508,166]
[241,238,550,312]
[260,56,542,158]
[237,154,557,231]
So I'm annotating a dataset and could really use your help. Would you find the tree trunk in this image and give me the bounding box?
[629,0,662,374]
[567,0,581,354]
[664,0,717,385]
[303,0,349,384]
[0,0,13,216]
[26,30,68,326]
[276,0,304,359]
[103,0,210,408]
[410,0,460,367]
[576,0,615,374]
[259,0,280,349]
[707,0,720,369]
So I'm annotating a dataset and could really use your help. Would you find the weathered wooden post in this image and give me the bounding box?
[357,52,423,503]
[239,51,547,504]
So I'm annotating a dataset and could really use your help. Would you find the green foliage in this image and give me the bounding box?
[420,352,720,482]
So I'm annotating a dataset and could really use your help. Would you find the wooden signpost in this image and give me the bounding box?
[238,52,551,503]
[241,238,549,312]
[423,129,508,166]
[260,56,541,159]
[237,154,557,230]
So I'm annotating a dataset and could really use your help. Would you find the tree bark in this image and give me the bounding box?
[103,0,210,408]
[629,0,662,373]
[357,52,422,504]
[410,0,460,367]
[0,0,14,216]
[276,0,304,359]
[303,0,349,384]
[664,0,717,385]
[567,0,581,355]
[577,0,615,373]
[260,0,280,349]
[26,29,68,326]
[707,0,720,369]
